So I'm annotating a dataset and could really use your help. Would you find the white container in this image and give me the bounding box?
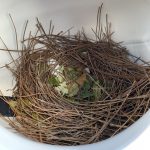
[0,0,150,150]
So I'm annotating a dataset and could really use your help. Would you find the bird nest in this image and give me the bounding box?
[3,6,150,146]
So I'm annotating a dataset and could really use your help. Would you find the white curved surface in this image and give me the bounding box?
[0,0,150,150]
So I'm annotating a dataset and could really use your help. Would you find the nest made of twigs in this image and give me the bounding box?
[2,6,150,146]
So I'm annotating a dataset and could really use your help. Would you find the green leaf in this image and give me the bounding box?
[55,81,68,95]
[79,80,93,99]
[80,91,93,99]
[48,76,60,87]
[57,75,64,83]
[83,80,91,91]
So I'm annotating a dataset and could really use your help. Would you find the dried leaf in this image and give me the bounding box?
[68,82,79,97]
[64,67,79,80]
[32,112,39,120]
[76,73,86,86]
[8,100,17,108]
[93,81,102,100]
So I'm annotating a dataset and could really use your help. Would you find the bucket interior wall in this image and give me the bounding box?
[0,0,150,150]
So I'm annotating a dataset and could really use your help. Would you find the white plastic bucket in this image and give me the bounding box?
[0,0,150,150]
